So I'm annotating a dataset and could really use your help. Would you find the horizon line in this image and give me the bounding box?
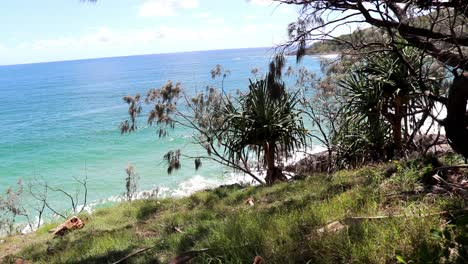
[0,46,278,67]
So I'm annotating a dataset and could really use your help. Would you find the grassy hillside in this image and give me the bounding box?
[1,156,467,263]
[298,10,468,56]
[296,27,386,55]
[305,12,468,55]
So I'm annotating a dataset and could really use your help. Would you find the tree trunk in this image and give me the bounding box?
[369,111,385,160]
[264,142,287,185]
[444,74,468,159]
[392,96,404,155]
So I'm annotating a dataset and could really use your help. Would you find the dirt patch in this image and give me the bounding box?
[0,234,34,261]
[135,226,159,238]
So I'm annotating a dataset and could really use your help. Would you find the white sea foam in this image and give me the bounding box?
[420,102,446,135]
[282,145,328,167]
[317,53,340,59]
[86,144,326,210]
[78,146,319,212]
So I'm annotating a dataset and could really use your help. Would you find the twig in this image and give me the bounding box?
[433,165,468,171]
[112,246,158,264]
[343,207,468,222]
[174,227,184,234]
[432,175,468,197]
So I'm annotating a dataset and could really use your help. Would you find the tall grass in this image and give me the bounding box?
[1,160,466,263]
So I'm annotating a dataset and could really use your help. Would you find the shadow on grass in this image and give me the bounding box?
[322,182,353,199]
[137,202,162,221]
[174,226,210,253]
[67,249,135,264]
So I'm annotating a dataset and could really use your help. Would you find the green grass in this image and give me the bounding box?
[1,160,467,263]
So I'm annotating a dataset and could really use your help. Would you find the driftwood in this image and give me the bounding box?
[252,255,265,264]
[245,197,255,206]
[50,216,85,237]
[173,226,184,234]
[317,221,347,233]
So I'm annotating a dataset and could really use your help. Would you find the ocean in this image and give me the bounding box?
[0,48,323,220]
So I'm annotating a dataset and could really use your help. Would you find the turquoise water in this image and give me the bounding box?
[0,48,322,215]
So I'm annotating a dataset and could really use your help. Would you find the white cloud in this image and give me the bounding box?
[247,0,275,7]
[156,25,234,43]
[193,12,210,18]
[275,6,297,16]
[206,18,224,24]
[139,0,198,17]
[244,15,258,20]
[1,20,290,65]
[89,27,164,45]
[246,0,297,18]
[18,27,164,52]
[191,12,224,24]
[0,43,9,52]
[179,0,198,9]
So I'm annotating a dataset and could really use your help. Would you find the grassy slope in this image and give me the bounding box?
[1,158,467,263]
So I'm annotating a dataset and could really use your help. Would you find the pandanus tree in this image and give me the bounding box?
[224,78,307,184]
[326,45,449,168]
[121,56,308,184]
[277,0,468,158]
[337,46,448,159]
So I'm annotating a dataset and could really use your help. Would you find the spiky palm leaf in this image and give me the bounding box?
[223,78,307,167]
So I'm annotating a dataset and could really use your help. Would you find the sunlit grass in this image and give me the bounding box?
[1,160,466,263]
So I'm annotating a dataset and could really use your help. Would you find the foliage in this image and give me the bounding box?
[226,79,304,156]
[0,180,28,235]
[279,0,468,158]
[223,78,308,183]
[119,94,141,134]
[296,45,451,170]
[0,174,91,237]
[289,59,343,171]
[426,218,468,263]
[336,46,448,161]
[297,27,388,56]
[124,164,139,201]
[121,58,307,184]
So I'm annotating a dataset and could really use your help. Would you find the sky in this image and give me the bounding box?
[0,0,302,65]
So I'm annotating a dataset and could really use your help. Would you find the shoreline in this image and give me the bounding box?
[10,144,327,236]
[286,52,340,58]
